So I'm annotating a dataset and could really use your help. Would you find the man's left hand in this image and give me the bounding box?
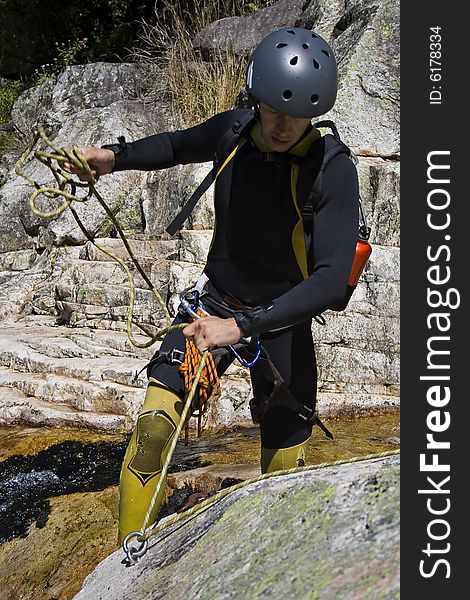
[183,316,243,352]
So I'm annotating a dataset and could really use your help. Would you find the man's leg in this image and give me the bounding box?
[250,322,317,474]
[119,315,235,542]
[119,319,188,543]
[119,378,184,542]
[260,438,310,473]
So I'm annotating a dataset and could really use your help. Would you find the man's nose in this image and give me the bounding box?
[276,114,292,131]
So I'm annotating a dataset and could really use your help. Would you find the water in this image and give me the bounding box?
[0,439,127,542]
[0,408,399,544]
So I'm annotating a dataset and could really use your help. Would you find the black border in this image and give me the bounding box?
[401,3,466,596]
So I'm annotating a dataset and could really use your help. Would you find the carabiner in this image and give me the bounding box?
[229,340,261,367]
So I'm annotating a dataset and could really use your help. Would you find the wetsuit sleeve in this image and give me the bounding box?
[233,154,359,337]
[109,110,249,171]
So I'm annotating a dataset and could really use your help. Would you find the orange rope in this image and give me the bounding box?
[178,330,220,442]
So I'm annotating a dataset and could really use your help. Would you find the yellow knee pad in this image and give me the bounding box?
[261,438,310,474]
[119,378,184,543]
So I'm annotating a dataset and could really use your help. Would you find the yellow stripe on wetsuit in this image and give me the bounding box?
[209,122,322,277]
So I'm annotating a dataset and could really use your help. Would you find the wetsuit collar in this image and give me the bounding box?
[249,121,321,157]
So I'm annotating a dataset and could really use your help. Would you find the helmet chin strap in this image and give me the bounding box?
[245,92,260,117]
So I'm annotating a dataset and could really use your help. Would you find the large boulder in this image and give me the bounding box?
[74,455,400,599]
[194,0,399,157]
[1,62,173,254]
[192,0,306,57]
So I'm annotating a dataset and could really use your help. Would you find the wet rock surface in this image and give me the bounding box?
[0,410,399,600]
[0,439,127,543]
[74,455,400,600]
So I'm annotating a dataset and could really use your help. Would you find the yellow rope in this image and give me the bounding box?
[14,124,186,348]
[143,448,401,542]
[139,350,209,538]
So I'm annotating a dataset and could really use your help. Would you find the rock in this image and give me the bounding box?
[0,316,148,431]
[2,62,171,254]
[73,455,400,600]
[142,161,213,238]
[0,315,253,433]
[192,0,306,57]
[179,229,213,264]
[299,0,400,156]
[0,487,120,600]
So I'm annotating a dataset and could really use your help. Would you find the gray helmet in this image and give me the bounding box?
[246,28,338,118]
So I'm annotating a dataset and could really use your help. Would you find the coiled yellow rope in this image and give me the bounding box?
[14,124,188,348]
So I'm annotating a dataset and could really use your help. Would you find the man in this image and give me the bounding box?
[68,27,358,542]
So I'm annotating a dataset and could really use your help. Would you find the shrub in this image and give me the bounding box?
[134,0,270,126]
[0,80,21,124]
[34,39,89,84]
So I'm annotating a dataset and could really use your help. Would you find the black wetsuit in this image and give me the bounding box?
[113,109,358,448]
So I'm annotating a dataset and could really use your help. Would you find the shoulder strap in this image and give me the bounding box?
[299,120,351,224]
[213,110,256,170]
[296,120,353,278]
[166,110,256,236]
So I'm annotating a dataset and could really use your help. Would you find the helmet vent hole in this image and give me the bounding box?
[313,59,320,69]
[290,56,298,65]
[311,94,319,104]
[311,33,318,38]
[287,29,296,35]
[302,43,309,49]
[276,42,288,49]
[283,90,293,100]
[321,49,330,57]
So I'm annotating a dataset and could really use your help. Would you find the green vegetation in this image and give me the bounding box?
[34,39,89,84]
[0,0,155,79]
[0,80,21,123]
[0,0,270,81]
[0,79,22,155]
[134,0,271,126]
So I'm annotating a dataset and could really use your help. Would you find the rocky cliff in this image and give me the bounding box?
[0,0,400,433]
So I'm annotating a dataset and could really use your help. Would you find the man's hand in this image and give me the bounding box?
[63,147,115,181]
[183,316,243,352]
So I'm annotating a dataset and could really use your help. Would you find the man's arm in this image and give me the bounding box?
[233,153,359,337]
[66,109,249,179]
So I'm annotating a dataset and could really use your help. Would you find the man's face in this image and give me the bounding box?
[258,102,311,152]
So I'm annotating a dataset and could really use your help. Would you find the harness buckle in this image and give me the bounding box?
[167,348,185,365]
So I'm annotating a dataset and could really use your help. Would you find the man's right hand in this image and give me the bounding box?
[64,147,115,181]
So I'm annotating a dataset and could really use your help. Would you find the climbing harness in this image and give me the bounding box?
[177,278,262,369]
[175,277,331,438]
[122,448,400,565]
[176,280,261,440]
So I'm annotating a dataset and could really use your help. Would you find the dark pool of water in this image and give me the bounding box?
[0,409,399,543]
[0,434,228,543]
[0,440,127,543]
